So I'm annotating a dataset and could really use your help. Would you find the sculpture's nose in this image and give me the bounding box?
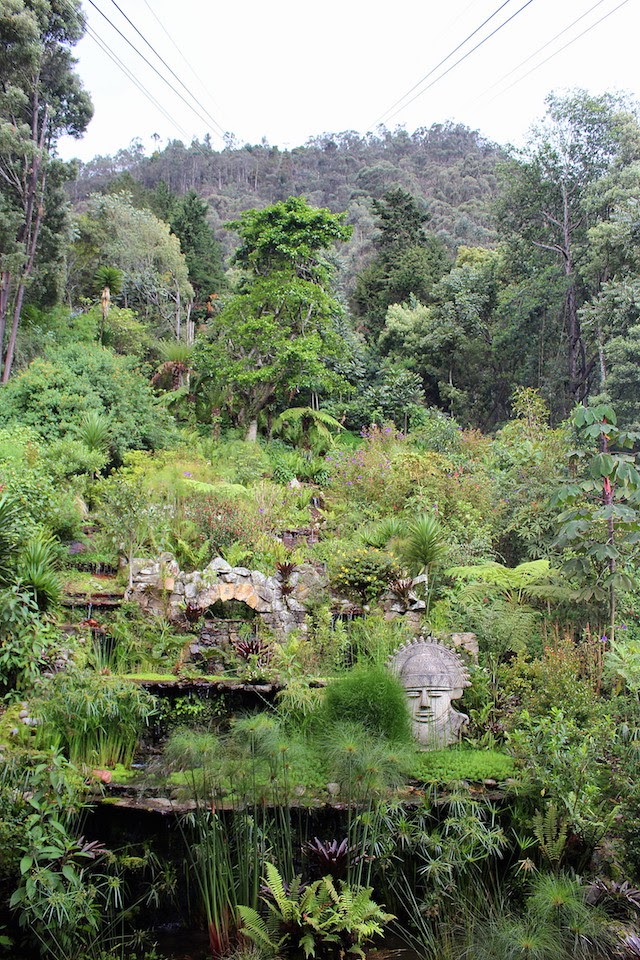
[419,688,430,708]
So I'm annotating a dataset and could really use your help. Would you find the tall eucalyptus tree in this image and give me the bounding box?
[0,0,92,381]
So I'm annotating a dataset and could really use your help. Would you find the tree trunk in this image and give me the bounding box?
[245,419,258,442]
[560,183,587,405]
[1,102,48,382]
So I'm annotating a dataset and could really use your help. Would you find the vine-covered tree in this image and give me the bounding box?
[194,197,352,440]
[0,0,92,381]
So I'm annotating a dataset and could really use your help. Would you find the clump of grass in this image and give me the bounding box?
[322,664,413,742]
[32,671,156,768]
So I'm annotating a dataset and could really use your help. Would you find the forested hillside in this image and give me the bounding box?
[2,0,640,432]
[69,123,503,255]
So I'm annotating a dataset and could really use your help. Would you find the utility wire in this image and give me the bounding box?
[84,24,190,140]
[471,0,610,102]
[376,0,515,125]
[84,0,225,142]
[381,0,538,126]
[140,0,229,127]
[55,0,193,146]
[488,0,633,100]
[105,0,227,138]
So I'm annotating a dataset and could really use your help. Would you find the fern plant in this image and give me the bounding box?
[532,803,569,872]
[238,862,393,959]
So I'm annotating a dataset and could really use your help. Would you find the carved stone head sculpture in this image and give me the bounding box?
[390,637,471,748]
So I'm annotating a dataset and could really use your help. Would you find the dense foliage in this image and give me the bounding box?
[4,33,640,957]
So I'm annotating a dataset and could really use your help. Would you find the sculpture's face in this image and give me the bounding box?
[405,684,454,745]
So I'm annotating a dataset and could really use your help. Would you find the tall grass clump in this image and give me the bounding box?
[33,671,155,768]
[18,535,62,612]
[322,664,413,743]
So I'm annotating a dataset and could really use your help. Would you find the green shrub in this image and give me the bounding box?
[408,407,463,454]
[329,546,401,604]
[322,665,413,742]
[0,342,174,461]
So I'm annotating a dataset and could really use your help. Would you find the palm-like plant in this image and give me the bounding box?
[272,406,343,453]
[76,410,112,454]
[401,513,447,578]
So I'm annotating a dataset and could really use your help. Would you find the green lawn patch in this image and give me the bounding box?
[411,747,516,784]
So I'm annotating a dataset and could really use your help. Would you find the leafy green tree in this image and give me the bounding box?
[0,0,92,382]
[378,247,510,426]
[227,195,351,282]
[169,190,226,316]
[193,273,347,439]
[195,198,352,440]
[351,188,449,337]
[497,90,640,411]
[555,403,640,641]
[580,188,640,423]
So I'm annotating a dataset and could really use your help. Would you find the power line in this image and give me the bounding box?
[471,0,610,103]
[105,0,227,138]
[381,0,538,127]
[490,0,632,100]
[376,0,515,125]
[140,0,228,127]
[55,0,193,145]
[84,0,225,142]
[83,25,190,140]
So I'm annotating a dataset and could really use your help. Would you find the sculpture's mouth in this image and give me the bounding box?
[413,711,435,723]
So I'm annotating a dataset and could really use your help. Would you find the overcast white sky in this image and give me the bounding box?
[57,0,639,162]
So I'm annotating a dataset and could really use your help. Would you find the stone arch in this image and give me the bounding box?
[129,555,318,636]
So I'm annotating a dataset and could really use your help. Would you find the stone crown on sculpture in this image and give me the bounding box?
[390,637,471,749]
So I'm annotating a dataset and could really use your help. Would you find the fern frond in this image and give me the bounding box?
[237,905,283,954]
